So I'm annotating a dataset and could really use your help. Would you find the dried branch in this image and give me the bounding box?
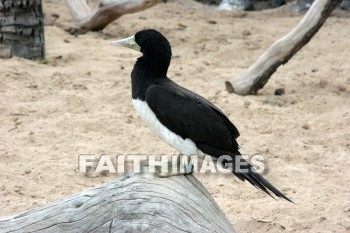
[225,0,341,95]
[65,0,164,31]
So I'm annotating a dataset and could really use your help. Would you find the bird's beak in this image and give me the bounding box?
[111,35,141,52]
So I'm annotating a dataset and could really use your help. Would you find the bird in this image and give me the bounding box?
[112,29,291,202]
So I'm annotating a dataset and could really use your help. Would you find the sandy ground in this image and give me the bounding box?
[1,0,350,232]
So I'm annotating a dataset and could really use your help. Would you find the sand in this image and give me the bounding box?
[0,0,349,232]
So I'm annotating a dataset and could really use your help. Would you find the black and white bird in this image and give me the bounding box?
[112,29,291,202]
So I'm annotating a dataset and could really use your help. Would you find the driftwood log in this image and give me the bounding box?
[0,0,45,59]
[225,0,341,95]
[65,0,165,31]
[0,172,235,233]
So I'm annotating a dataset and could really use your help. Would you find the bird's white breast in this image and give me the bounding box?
[132,99,202,156]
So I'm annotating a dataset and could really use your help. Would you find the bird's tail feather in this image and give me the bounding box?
[228,154,293,203]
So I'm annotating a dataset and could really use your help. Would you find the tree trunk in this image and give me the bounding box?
[65,0,164,31]
[225,0,341,95]
[0,172,235,233]
[0,0,45,60]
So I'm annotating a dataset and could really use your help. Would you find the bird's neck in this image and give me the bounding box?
[131,55,171,101]
[138,51,171,75]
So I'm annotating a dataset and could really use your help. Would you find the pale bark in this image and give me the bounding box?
[65,0,164,31]
[0,172,235,233]
[225,0,341,95]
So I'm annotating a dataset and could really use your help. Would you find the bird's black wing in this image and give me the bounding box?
[145,82,240,154]
[145,81,292,202]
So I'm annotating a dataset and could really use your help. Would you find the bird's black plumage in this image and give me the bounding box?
[129,29,291,202]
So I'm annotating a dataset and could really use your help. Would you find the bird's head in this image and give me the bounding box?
[112,29,172,61]
[112,29,172,75]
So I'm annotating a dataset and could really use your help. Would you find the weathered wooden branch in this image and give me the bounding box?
[0,0,45,59]
[0,172,235,233]
[65,0,164,31]
[225,0,341,95]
